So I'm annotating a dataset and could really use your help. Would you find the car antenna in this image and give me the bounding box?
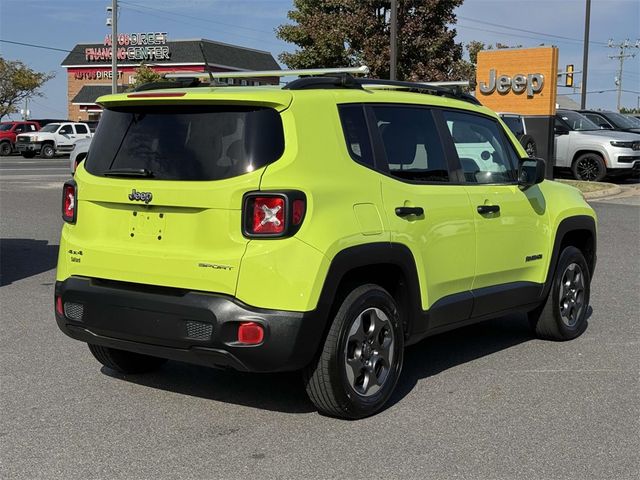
[198,41,216,86]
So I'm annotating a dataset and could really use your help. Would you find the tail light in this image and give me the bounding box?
[237,322,265,345]
[62,180,77,223]
[243,191,306,238]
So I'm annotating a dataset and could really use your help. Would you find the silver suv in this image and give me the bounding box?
[555,109,640,181]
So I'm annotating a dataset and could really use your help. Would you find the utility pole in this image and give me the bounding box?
[580,0,590,109]
[111,0,118,94]
[390,0,397,80]
[608,38,639,112]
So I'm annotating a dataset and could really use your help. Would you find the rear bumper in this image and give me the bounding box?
[55,277,326,372]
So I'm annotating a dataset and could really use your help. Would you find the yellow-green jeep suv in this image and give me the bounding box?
[55,70,597,419]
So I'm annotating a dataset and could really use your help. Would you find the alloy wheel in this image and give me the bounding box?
[576,157,601,181]
[344,307,395,397]
[559,263,585,327]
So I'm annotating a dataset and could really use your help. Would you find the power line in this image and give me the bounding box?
[0,39,71,53]
[119,0,274,35]
[458,15,607,46]
[120,2,284,47]
[456,23,575,46]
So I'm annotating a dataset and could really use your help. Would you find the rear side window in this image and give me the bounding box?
[338,105,374,168]
[75,124,89,134]
[85,105,284,180]
[372,106,449,183]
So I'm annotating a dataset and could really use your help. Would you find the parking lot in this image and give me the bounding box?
[1,156,638,479]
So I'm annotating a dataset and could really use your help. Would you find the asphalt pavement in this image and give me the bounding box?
[1,156,639,480]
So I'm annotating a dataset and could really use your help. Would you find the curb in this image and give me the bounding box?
[582,185,622,200]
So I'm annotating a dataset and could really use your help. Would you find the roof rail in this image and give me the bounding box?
[284,76,480,105]
[164,65,370,80]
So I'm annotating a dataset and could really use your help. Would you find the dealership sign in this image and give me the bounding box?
[84,32,170,62]
[479,69,544,98]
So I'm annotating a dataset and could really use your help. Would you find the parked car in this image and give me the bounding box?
[578,110,640,134]
[555,109,640,181]
[15,122,93,158]
[69,137,91,173]
[0,121,41,156]
[55,69,597,419]
[498,113,537,157]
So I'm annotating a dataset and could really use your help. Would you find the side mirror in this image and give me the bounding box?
[518,157,545,189]
[554,125,569,135]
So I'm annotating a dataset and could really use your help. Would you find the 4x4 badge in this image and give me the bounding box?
[129,189,153,204]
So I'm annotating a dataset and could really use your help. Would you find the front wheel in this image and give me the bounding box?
[40,144,55,159]
[529,246,591,340]
[304,284,404,419]
[572,153,606,181]
[87,344,167,374]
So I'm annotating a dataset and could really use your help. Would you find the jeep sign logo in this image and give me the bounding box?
[479,69,544,98]
[128,189,153,204]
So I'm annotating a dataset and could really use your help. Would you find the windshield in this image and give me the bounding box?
[558,111,599,131]
[85,105,284,181]
[40,124,60,133]
[627,115,640,127]
[0,123,13,131]
[605,112,640,129]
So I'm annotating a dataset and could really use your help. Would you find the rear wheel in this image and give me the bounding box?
[87,343,167,374]
[0,142,11,156]
[304,284,404,419]
[529,246,591,340]
[21,152,36,158]
[40,144,55,159]
[572,153,606,181]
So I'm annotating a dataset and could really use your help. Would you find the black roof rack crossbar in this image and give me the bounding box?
[133,78,205,92]
[282,73,363,90]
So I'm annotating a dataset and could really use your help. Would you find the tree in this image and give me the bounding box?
[276,0,465,81]
[0,57,54,120]
[127,64,164,91]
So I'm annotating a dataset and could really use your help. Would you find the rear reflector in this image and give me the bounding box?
[237,322,264,345]
[55,296,63,316]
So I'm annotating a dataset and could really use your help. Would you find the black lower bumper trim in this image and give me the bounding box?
[55,277,325,372]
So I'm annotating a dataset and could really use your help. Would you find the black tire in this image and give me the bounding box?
[304,284,404,419]
[21,152,36,159]
[0,142,11,156]
[521,136,537,158]
[87,343,167,374]
[529,246,591,341]
[572,153,606,182]
[40,144,55,159]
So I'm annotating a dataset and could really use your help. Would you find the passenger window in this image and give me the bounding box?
[371,106,449,182]
[75,124,89,134]
[339,105,374,168]
[59,125,73,135]
[443,110,518,184]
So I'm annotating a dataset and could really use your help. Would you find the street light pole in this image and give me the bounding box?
[111,0,118,94]
[580,0,590,109]
[390,0,397,80]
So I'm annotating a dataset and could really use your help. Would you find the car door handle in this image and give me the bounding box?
[477,205,500,214]
[395,207,424,217]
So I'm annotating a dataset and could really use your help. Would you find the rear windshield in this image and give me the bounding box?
[85,105,284,180]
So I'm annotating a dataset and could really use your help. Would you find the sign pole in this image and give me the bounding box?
[580,0,590,109]
[111,0,118,94]
[390,0,397,80]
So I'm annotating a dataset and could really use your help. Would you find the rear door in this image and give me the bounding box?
[57,124,77,148]
[67,104,285,294]
[365,104,476,323]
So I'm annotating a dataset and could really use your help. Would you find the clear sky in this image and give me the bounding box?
[1,0,638,119]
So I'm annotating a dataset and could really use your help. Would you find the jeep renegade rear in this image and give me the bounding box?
[55,68,597,419]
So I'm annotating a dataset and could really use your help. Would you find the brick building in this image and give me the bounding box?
[61,35,280,121]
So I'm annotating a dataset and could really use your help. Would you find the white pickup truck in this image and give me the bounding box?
[15,122,93,158]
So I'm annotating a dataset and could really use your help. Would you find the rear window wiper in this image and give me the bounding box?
[102,168,154,178]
